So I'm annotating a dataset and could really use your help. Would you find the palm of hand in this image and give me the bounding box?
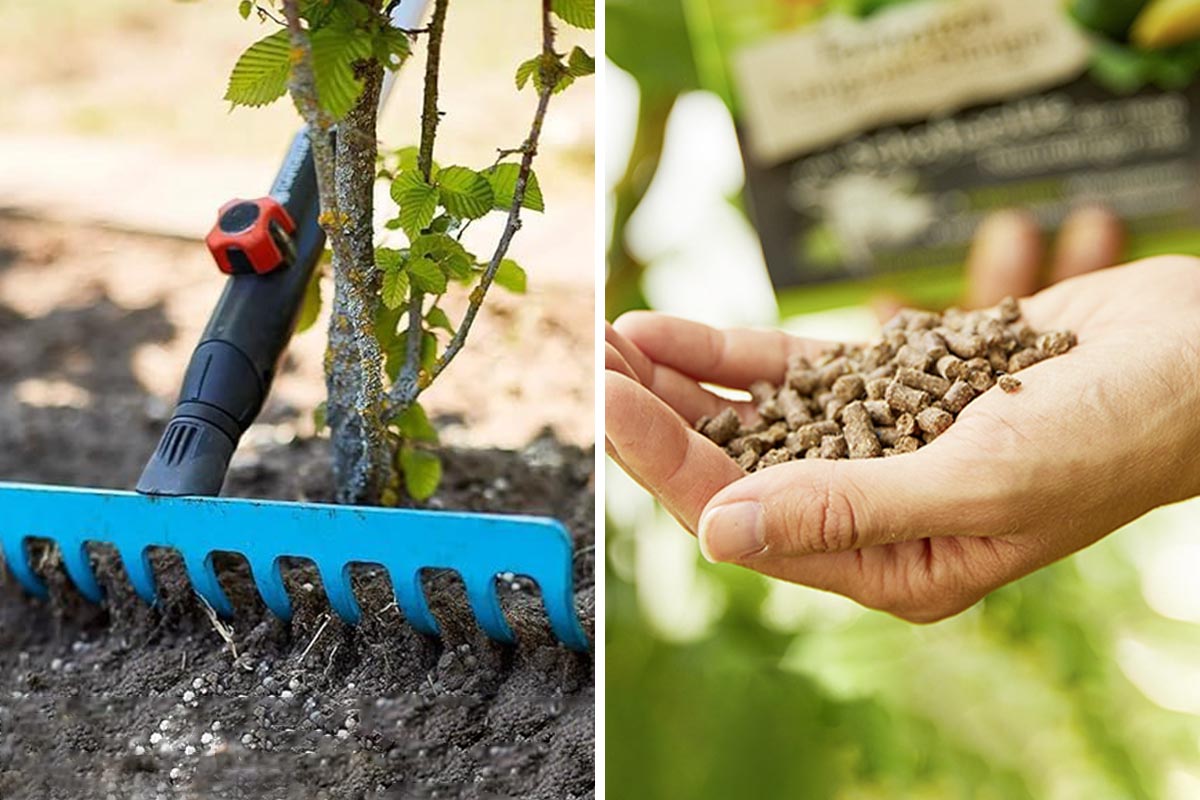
[606,258,1200,621]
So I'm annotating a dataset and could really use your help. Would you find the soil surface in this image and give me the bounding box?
[0,218,595,799]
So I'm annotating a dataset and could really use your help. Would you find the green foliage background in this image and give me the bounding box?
[605,1,1200,796]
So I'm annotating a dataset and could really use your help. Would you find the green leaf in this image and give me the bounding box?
[373,26,411,68]
[426,306,454,333]
[225,29,291,108]
[421,331,438,372]
[374,302,403,352]
[384,331,407,381]
[390,171,439,239]
[410,234,473,281]
[399,447,442,501]
[567,46,596,77]
[238,0,253,20]
[381,263,409,310]
[493,259,527,294]
[552,0,595,29]
[391,402,438,443]
[408,258,448,293]
[436,166,494,220]
[375,246,403,270]
[295,267,323,333]
[310,24,372,121]
[483,163,545,212]
[515,56,539,91]
[313,401,327,431]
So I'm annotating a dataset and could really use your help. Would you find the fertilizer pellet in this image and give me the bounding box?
[998,374,1022,393]
[695,297,1074,470]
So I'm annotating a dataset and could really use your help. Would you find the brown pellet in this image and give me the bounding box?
[966,369,995,392]
[866,376,891,400]
[936,354,966,381]
[876,426,901,447]
[728,436,767,457]
[817,358,849,388]
[1037,331,1075,356]
[757,397,783,422]
[842,401,882,459]
[832,373,866,402]
[916,406,953,438]
[787,369,819,394]
[777,387,812,427]
[786,420,841,452]
[819,434,848,459]
[1008,348,1045,372]
[863,399,895,426]
[896,367,950,399]
[921,330,949,360]
[756,448,792,470]
[943,330,984,359]
[696,298,1074,468]
[885,380,930,414]
[896,344,931,371]
[700,408,740,445]
[938,380,976,414]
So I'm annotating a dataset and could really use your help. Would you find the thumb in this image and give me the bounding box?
[697,453,996,563]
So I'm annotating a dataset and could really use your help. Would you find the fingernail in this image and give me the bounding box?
[699,502,765,563]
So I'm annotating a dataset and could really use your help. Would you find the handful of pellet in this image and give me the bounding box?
[695,297,1075,471]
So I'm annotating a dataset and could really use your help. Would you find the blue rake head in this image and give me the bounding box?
[0,482,590,652]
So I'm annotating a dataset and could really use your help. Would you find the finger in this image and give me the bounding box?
[606,370,745,533]
[614,311,830,389]
[1048,205,1123,285]
[869,291,908,326]
[607,323,753,424]
[696,449,1001,563]
[965,210,1043,308]
[605,341,638,382]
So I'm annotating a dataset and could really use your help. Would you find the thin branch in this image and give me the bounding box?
[396,0,450,402]
[428,0,557,385]
[255,3,285,26]
[280,0,339,232]
[417,0,448,184]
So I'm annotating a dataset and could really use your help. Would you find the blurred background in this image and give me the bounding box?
[0,0,594,468]
[605,1,1200,797]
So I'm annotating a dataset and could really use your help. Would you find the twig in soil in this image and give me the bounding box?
[573,545,595,562]
[198,594,239,660]
[373,600,399,619]
[323,643,341,680]
[299,612,332,663]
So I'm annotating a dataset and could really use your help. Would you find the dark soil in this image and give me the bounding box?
[0,222,595,799]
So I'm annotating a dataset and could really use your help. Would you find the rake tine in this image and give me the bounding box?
[181,550,234,618]
[59,540,103,603]
[249,556,293,621]
[390,566,441,637]
[1,535,46,599]
[465,570,515,644]
[536,569,590,653]
[319,561,362,624]
[118,544,160,606]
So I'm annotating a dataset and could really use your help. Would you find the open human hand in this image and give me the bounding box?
[606,256,1200,622]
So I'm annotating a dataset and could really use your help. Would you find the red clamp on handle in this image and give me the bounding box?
[205,197,296,276]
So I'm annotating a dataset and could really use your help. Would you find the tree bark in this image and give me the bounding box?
[326,60,391,505]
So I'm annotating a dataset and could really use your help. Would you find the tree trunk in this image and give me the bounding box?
[326,60,391,505]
